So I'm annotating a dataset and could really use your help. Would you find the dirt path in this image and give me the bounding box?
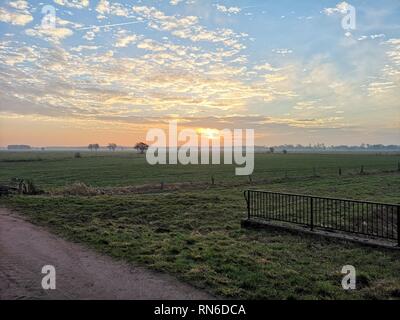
[0,208,213,300]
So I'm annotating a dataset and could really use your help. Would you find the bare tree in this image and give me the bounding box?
[134,142,149,154]
[89,144,100,152]
[269,147,275,153]
[108,143,117,152]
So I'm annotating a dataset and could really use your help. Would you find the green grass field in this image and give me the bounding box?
[1,151,399,189]
[1,151,400,299]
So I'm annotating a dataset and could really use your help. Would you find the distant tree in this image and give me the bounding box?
[283,149,288,154]
[269,147,275,153]
[134,142,149,154]
[108,143,117,152]
[89,144,100,152]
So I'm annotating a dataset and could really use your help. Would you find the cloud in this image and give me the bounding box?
[57,17,83,29]
[0,1,398,145]
[25,26,73,44]
[132,6,246,50]
[272,48,293,56]
[9,0,29,11]
[170,0,184,5]
[322,1,352,16]
[214,4,241,15]
[70,45,99,52]
[366,38,400,96]
[0,7,32,26]
[262,116,346,129]
[96,0,129,17]
[114,34,140,48]
[137,39,167,51]
[253,63,279,72]
[54,0,89,9]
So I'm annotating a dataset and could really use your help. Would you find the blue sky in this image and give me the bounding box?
[0,0,399,146]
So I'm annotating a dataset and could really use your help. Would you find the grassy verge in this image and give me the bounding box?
[1,152,399,189]
[2,172,400,299]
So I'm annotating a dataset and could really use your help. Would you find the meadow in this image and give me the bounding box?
[0,151,399,189]
[1,151,400,299]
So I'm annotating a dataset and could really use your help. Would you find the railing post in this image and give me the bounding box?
[397,205,400,247]
[248,191,251,219]
[310,197,314,231]
[244,190,250,220]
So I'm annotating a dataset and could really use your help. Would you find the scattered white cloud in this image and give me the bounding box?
[170,0,184,5]
[0,7,32,26]
[71,45,99,52]
[132,6,246,51]
[54,0,89,9]
[322,1,351,16]
[371,34,385,40]
[9,0,29,11]
[114,33,140,48]
[96,0,129,17]
[57,17,83,29]
[0,0,398,143]
[214,4,241,15]
[25,26,73,44]
[272,48,293,56]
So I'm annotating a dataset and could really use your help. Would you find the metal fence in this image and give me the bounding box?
[244,190,400,245]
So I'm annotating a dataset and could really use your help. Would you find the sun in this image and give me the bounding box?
[197,128,220,140]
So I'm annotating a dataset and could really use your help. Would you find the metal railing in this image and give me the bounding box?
[244,190,400,245]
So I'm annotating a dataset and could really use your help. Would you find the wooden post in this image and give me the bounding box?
[338,167,342,176]
[160,181,164,190]
[248,175,252,183]
[211,176,215,185]
[360,165,364,174]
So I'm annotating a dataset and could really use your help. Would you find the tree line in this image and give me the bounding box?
[87,143,149,153]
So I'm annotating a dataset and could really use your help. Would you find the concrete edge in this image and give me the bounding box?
[241,218,400,251]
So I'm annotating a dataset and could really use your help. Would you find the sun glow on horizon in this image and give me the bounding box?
[196,128,221,140]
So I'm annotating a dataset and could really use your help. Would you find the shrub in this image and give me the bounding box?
[74,152,82,158]
[11,178,41,195]
[63,182,99,196]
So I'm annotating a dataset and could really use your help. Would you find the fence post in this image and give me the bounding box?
[247,191,251,219]
[310,197,314,231]
[244,191,250,220]
[397,205,400,247]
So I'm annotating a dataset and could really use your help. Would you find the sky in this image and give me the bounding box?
[0,0,399,147]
